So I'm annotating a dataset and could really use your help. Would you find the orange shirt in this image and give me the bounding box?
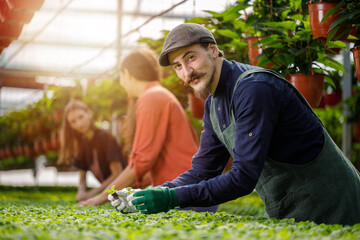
[128,81,199,186]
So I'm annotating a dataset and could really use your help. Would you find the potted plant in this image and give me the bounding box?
[323,70,343,106]
[321,0,360,81]
[257,18,345,107]
[242,0,301,67]
[307,0,350,41]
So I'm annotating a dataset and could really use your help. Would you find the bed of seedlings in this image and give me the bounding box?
[0,186,359,240]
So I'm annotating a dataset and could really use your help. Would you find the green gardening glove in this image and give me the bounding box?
[129,187,179,214]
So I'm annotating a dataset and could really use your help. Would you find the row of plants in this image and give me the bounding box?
[1,185,359,239]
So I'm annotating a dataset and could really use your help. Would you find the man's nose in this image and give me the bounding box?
[183,65,194,83]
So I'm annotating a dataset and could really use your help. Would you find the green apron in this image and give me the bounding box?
[210,68,360,225]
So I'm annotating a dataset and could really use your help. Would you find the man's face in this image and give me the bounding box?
[168,44,217,100]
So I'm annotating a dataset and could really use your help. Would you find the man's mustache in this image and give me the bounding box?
[185,71,205,85]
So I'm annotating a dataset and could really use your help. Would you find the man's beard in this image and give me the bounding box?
[193,68,215,100]
[194,77,212,100]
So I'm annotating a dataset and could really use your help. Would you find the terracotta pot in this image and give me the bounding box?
[188,91,205,119]
[325,48,342,55]
[50,133,60,151]
[289,73,324,108]
[27,124,35,138]
[0,22,24,39]
[246,36,273,68]
[4,146,13,158]
[23,144,34,158]
[347,27,358,43]
[308,1,350,41]
[33,140,43,155]
[323,91,342,106]
[0,0,34,24]
[316,93,325,109]
[6,0,45,11]
[247,36,264,66]
[41,138,51,153]
[351,47,360,83]
[13,145,23,157]
[0,148,5,159]
[52,110,63,125]
[0,38,12,48]
[353,122,360,142]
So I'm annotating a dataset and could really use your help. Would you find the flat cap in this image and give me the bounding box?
[159,23,216,66]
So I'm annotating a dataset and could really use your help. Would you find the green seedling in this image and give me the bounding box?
[105,185,119,199]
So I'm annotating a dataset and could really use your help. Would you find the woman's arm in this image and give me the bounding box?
[76,170,88,201]
[84,161,123,198]
[77,165,136,206]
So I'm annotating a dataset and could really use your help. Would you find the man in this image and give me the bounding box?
[126,23,360,225]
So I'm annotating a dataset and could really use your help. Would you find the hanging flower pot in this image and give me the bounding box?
[4,146,13,158]
[316,93,325,109]
[0,38,12,49]
[0,22,24,39]
[6,0,45,12]
[307,0,350,41]
[351,46,360,83]
[347,27,358,43]
[52,109,63,125]
[0,148,5,159]
[247,36,263,66]
[246,36,273,68]
[50,132,60,151]
[23,144,34,158]
[0,0,35,24]
[33,139,43,155]
[353,121,360,142]
[12,145,23,157]
[187,91,205,119]
[41,138,51,154]
[289,73,324,108]
[323,91,342,106]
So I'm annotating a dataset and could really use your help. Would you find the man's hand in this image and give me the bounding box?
[129,187,179,214]
[108,188,140,213]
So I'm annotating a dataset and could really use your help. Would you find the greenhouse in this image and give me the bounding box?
[1,0,360,239]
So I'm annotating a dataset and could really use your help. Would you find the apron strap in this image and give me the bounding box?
[229,68,315,115]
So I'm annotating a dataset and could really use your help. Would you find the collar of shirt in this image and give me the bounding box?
[145,81,160,91]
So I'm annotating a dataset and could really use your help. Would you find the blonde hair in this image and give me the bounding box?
[57,100,95,166]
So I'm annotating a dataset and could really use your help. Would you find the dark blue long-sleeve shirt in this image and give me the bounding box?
[162,59,324,208]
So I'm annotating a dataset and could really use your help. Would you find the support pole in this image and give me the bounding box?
[342,42,352,158]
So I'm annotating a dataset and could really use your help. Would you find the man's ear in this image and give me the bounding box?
[209,44,219,59]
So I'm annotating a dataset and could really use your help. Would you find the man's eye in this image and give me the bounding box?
[189,55,195,61]
[174,64,181,70]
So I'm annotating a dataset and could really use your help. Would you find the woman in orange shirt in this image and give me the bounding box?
[78,48,199,206]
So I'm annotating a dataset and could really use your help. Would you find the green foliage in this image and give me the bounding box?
[0,156,34,170]
[105,185,117,195]
[324,0,360,46]
[186,4,248,63]
[314,106,343,147]
[258,19,345,76]
[84,77,127,120]
[1,186,360,240]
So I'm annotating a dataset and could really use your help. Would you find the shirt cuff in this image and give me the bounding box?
[174,185,197,208]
